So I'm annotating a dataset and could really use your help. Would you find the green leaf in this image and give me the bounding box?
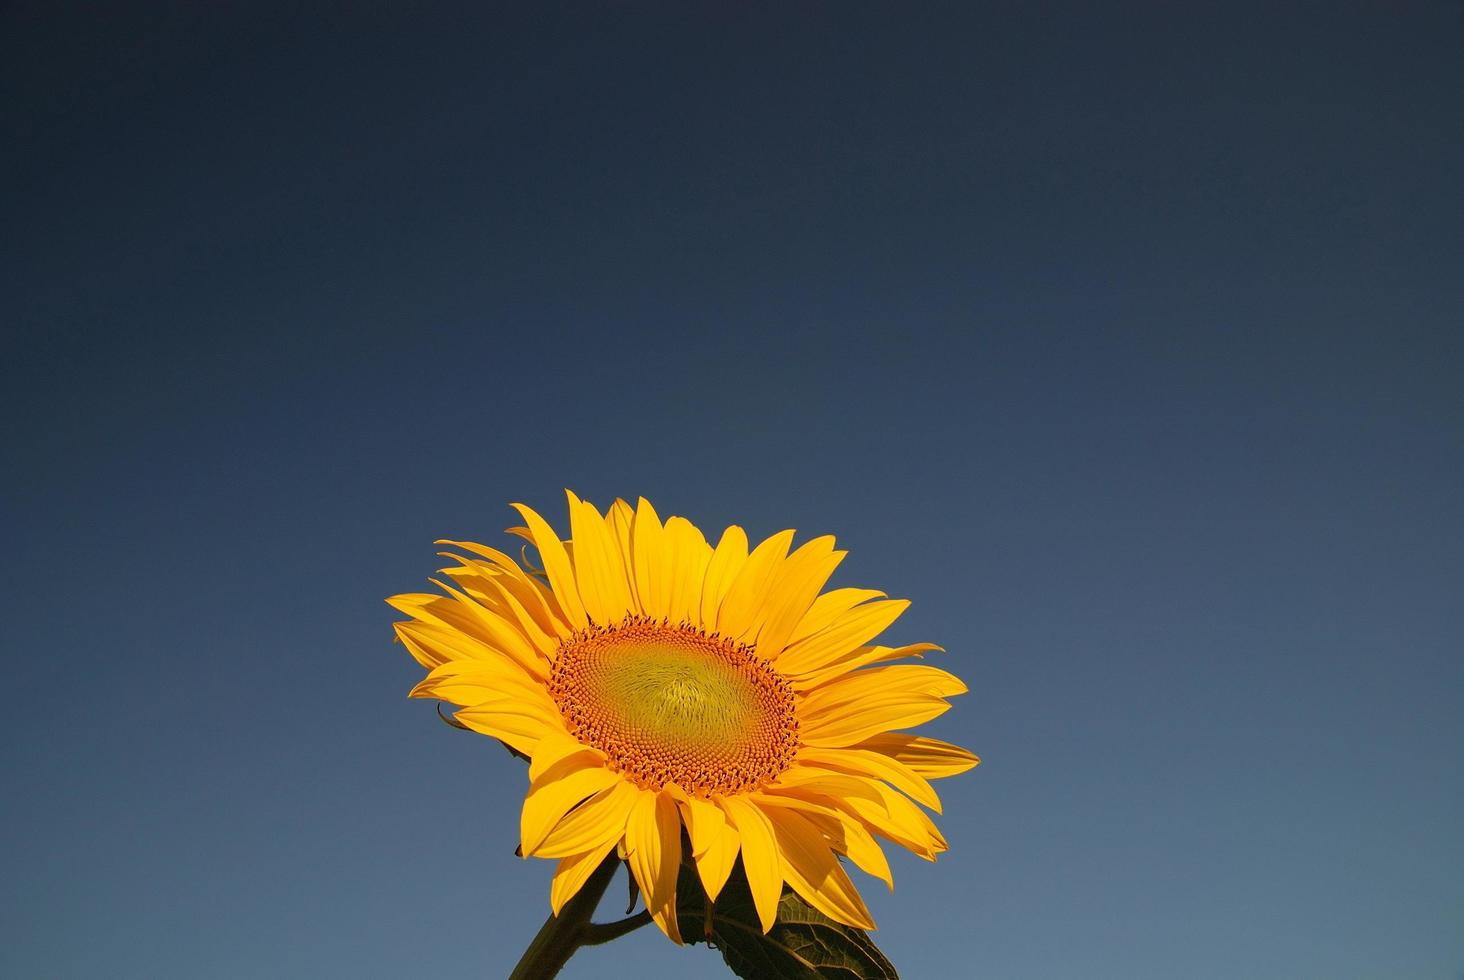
[677,860,899,980]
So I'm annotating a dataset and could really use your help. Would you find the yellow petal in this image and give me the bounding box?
[765,767,888,806]
[608,499,639,609]
[669,788,726,856]
[549,838,619,915]
[392,495,979,929]
[798,665,967,717]
[536,779,638,859]
[764,804,875,930]
[567,491,634,625]
[392,620,451,669]
[520,760,622,857]
[874,780,948,852]
[720,795,782,934]
[436,558,496,601]
[427,578,548,680]
[748,537,845,657]
[750,791,893,889]
[786,588,886,647]
[854,734,982,779]
[438,540,571,640]
[790,642,942,689]
[434,539,522,571]
[774,599,910,676]
[528,729,605,784]
[772,769,949,859]
[449,678,562,723]
[389,596,501,655]
[626,789,683,944]
[698,820,742,903]
[799,692,951,747]
[794,746,943,812]
[452,703,554,757]
[438,556,566,655]
[394,614,531,676]
[716,529,796,641]
[408,657,546,708]
[631,497,668,619]
[669,790,739,902]
[699,525,749,626]
[841,780,947,860]
[815,807,893,890]
[661,516,711,625]
[485,579,563,658]
[386,590,450,617]
[511,501,588,629]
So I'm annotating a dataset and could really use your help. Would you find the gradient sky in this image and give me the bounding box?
[4,4,1462,979]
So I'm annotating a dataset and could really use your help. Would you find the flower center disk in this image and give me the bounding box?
[549,616,799,795]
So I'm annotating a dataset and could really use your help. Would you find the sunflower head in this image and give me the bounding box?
[549,616,800,796]
[389,491,979,943]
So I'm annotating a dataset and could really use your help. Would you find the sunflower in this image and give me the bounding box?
[389,492,978,943]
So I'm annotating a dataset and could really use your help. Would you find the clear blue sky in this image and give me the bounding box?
[3,4,1462,978]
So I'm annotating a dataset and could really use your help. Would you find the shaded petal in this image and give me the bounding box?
[751,791,893,890]
[549,838,619,915]
[536,779,638,859]
[720,795,782,934]
[670,789,739,902]
[855,733,982,779]
[626,789,683,944]
[699,820,742,903]
[764,804,875,930]
[841,781,948,860]
[795,746,943,813]
[528,729,605,784]
[669,788,726,856]
[810,807,893,891]
[765,767,888,807]
[521,760,622,856]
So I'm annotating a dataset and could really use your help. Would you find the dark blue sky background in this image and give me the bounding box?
[4,3,1462,978]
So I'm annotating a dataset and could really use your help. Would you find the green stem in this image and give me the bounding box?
[507,854,649,980]
[581,909,653,946]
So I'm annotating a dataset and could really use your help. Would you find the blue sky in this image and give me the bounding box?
[3,4,1462,978]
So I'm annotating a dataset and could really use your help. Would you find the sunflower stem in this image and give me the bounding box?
[580,909,653,946]
[506,853,628,980]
